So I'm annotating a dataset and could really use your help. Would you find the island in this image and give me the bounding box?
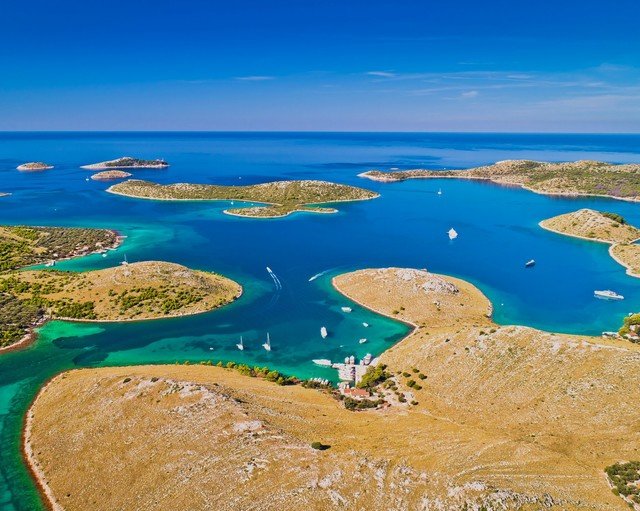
[1,261,241,351]
[23,267,640,510]
[360,160,640,202]
[17,162,53,172]
[107,179,380,218]
[90,170,133,181]
[81,157,169,170]
[540,209,640,277]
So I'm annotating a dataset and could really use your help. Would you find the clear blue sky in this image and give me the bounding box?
[1,0,639,131]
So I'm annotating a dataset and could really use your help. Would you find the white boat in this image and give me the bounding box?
[341,306,352,313]
[320,326,328,338]
[362,353,372,365]
[45,260,55,267]
[312,359,332,366]
[448,228,458,240]
[525,259,535,268]
[437,188,442,195]
[102,253,107,258]
[362,322,369,327]
[262,333,272,351]
[594,290,624,300]
[121,254,128,266]
[359,338,367,344]
[236,336,244,351]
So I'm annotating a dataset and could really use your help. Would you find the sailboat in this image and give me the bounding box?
[236,336,244,351]
[320,326,328,339]
[448,228,458,240]
[262,333,272,351]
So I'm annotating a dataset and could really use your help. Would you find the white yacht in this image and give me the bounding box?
[236,336,244,351]
[594,290,624,300]
[312,359,332,366]
[320,326,328,338]
[448,228,458,240]
[359,338,367,344]
[341,306,352,313]
[525,259,535,268]
[362,322,369,328]
[262,333,272,351]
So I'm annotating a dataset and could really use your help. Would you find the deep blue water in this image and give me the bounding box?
[0,131,639,510]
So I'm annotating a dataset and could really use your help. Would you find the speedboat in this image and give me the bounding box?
[341,306,352,313]
[236,336,244,351]
[359,338,367,344]
[362,322,369,327]
[320,326,328,338]
[594,290,624,300]
[525,259,535,268]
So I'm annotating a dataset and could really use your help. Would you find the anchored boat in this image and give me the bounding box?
[262,333,272,351]
[594,290,624,300]
[320,326,328,338]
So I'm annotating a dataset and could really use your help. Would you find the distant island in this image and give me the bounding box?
[540,209,640,277]
[17,162,53,172]
[81,157,169,170]
[107,179,379,218]
[23,267,640,510]
[91,170,133,181]
[360,160,640,202]
[1,260,241,351]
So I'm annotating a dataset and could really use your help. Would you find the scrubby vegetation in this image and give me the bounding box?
[362,160,640,201]
[602,211,626,224]
[0,293,43,348]
[618,313,640,340]
[0,225,119,271]
[310,441,331,450]
[108,179,379,218]
[605,461,640,504]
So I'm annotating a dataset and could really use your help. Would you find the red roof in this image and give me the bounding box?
[343,388,370,399]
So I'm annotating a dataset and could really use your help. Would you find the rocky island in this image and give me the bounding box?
[90,170,133,181]
[23,267,640,510]
[16,162,53,171]
[360,160,640,202]
[540,209,640,277]
[107,179,379,218]
[81,157,169,170]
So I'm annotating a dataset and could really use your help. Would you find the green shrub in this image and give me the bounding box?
[311,441,330,450]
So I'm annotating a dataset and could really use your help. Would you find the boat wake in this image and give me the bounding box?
[266,266,282,290]
[308,269,331,282]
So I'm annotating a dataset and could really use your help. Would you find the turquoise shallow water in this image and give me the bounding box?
[1,132,640,509]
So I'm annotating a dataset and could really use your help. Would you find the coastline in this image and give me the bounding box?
[539,220,640,278]
[22,375,63,511]
[359,171,640,203]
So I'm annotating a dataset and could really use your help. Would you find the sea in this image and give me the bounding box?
[0,131,639,510]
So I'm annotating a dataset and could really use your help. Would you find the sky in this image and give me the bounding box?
[0,0,639,132]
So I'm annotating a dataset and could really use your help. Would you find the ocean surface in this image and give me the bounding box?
[1,131,640,510]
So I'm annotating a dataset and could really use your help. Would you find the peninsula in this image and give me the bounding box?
[540,209,640,277]
[81,157,169,170]
[90,170,133,181]
[360,160,640,202]
[0,261,241,350]
[17,162,53,171]
[24,268,640,510]
[0,225,121,272]
[107,179,379,218]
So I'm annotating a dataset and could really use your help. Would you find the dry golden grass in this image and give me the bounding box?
[610,244,640,277]
[4,261,241,321]
[540,209,640,244]
[26,268,640,510]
